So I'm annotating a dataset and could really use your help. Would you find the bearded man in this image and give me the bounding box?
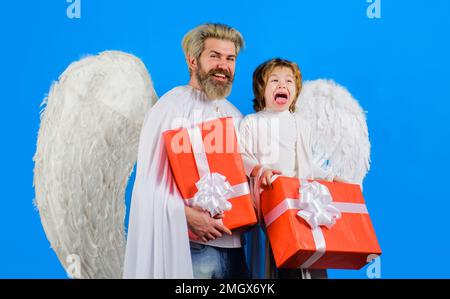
[123,23,250,279]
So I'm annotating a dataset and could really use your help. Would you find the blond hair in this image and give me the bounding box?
[252,58,302,113]
[182,23,245,72]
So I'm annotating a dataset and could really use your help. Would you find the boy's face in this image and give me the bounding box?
[264,67,296,112]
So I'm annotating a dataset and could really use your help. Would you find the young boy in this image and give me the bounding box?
[240,58,328,279]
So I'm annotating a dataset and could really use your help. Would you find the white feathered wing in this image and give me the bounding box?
[33,51,157,278]
[296,79,370,186]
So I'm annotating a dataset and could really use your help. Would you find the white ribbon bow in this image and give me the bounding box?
[192,172,233,217]
[297,181,342,229]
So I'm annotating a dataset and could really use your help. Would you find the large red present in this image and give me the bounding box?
[163,117,257,231]
[261,176,381,269]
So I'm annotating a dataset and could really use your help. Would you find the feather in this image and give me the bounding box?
[33,51,157,278]
[296,79,370,186]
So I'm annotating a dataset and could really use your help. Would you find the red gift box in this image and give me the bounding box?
[261,176,381,269]
[163,117,257,231]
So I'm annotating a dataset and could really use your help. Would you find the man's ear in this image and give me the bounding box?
[187,55,198,72]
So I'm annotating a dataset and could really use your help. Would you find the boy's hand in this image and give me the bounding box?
[260,169,282,188]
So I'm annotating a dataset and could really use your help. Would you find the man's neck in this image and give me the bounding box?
[188,77,203,92]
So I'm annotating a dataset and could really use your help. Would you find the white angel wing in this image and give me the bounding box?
[296,79,370,186]
[33,51,157,278]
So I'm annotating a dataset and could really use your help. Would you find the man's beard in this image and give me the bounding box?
[195,63,234,100]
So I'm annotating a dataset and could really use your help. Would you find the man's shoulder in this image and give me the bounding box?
[221,99,243,119]
[159,85,190,102]
[151,85,190,111]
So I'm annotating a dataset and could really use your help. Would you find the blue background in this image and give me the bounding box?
[1,0,449,278]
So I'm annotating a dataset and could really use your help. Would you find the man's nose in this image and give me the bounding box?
[217,57,229,70]
[217,64,226,70]
[217,62,227,70]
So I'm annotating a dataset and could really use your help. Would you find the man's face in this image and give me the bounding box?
[194,38,236,100]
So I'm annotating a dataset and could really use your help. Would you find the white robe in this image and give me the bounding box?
[123,85,243,278]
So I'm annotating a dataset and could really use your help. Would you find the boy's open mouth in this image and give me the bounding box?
[274,91,289,105]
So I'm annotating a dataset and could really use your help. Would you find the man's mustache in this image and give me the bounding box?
[206,68,232,80]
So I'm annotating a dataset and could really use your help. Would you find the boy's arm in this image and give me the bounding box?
[238,117,260,177]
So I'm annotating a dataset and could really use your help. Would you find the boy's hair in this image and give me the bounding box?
[182,23,245,74]
[252,58,302,113]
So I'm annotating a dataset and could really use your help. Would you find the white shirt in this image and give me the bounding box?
[240,109,312,179]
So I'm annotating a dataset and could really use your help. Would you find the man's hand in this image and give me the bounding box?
[185,206,232,243]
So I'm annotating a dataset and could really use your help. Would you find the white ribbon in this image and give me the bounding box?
[185,123,250,217]
[263,178,368,269]
[191,172,233,216]
[297,180,341,229]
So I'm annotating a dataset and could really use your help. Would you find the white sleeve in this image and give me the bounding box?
[238,117,260,177]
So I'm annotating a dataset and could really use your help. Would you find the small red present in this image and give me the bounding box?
[163,117,257,231]
[261,176,381,269]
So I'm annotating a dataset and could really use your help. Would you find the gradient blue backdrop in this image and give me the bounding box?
[1,0,449,278]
